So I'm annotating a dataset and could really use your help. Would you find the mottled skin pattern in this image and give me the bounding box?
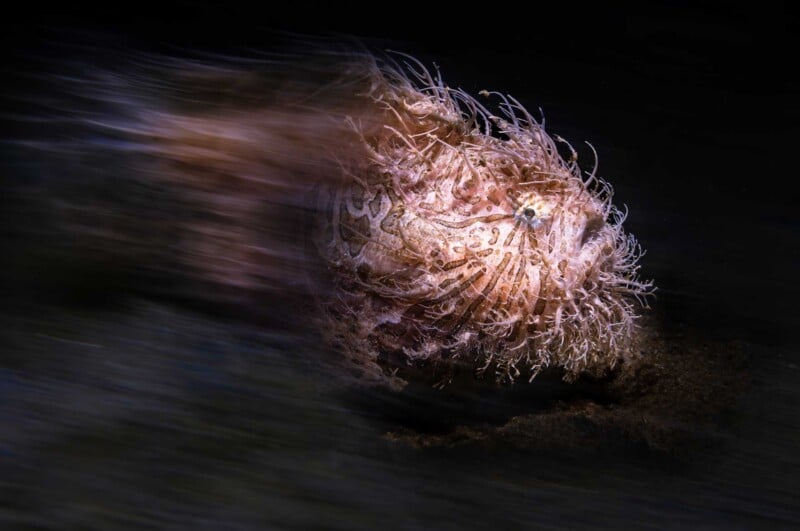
[28,51,650,387]
[318,60,653,385]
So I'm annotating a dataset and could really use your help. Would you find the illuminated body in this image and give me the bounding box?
[318,59,653,383]
[46,51,652,385]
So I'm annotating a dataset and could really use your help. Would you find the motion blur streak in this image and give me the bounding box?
[12,50,372,306]
[0,16,795,530]
[14,47,652,387]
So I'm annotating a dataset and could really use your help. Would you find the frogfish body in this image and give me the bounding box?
[317,58,653,384]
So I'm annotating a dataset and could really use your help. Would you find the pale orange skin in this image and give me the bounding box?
[55,52,651,386]
[318,59,653,384]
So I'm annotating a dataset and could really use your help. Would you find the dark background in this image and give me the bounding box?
[1,2,798,529]
[3,0,797,339]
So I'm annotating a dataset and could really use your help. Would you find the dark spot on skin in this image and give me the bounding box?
[340,203,371,256]
[350,182,366,210]
[380,207,404,235]
[369,189,384,217]
[489,227,500,245]
[581,216,605,247]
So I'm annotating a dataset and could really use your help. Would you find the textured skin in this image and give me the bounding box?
[29,51,651,386]
[317,61,652,384]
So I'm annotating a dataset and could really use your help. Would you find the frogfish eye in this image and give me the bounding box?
[523,207,536,218]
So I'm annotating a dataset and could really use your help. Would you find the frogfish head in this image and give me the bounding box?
[317,57,653,384]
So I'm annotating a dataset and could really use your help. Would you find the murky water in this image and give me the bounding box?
[1,6,798,529]
[0,291,796,529]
